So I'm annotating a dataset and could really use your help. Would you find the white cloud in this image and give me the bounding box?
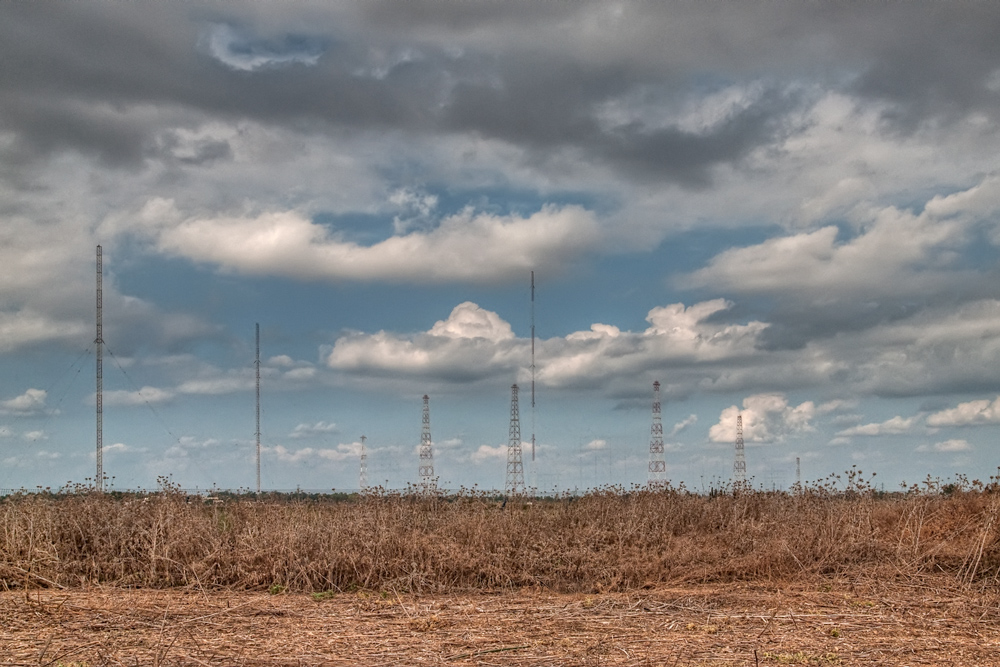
[584,439,607,451]
[23,430,47,441]
[102,386,175,407]
[0,389,47,416]
[327,302,524,382]
[709,394,816,443]
[288,421,339,439]
[140,199,600,284]
[471,444,507,463]
[269,442,360,463]
[927,397,1000,427]
[917,439,971,453]
[670,414,698,436]
[836,415,918,437]
[682,176,1000,305]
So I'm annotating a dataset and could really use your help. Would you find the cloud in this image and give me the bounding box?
[269,442,360,464]
[0,389,47,416]
[471,444,507,463]
[709,394,816,443]
[836,415,919,437]
[101,386,175,407]
[203,23,324,72]
[927,397,1000,426]
[23,430,47,441]
[140,199,600,284]
[917,439,971,453]
[327,302,524,383]
[583,438,607,451]
[669,414,697,436]
[288,421,339,439]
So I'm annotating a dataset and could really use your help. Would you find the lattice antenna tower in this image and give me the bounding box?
[419,395,435,493]
[506,384,525,496]
[95,245,103,492]
[796,456,801,494]
[647,381,666,488]
[733,414,747,489]
[255,323,261,495]
[359,435,368,491]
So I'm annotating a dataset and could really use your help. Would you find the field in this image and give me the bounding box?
[2,477,1000,665]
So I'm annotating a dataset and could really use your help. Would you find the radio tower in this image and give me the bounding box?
[530,271,537,493]
[733,414,747,490]
[419,395,435,493]
[359,435,368,491]
[255,323,261,495]
[795,456,801,494]
[95,245,103,492]
[647,381,666,488]
[506,384,525,496]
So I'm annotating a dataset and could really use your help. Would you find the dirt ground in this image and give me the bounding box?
[2,578,999,666]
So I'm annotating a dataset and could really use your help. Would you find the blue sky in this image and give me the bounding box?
[3,2,1000,492]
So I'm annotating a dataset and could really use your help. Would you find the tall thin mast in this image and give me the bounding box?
[530,271,535,463]
[359,435,368,491]
[255,323,261,495]
[95,245,103,492]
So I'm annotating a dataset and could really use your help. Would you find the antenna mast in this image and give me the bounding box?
[530,270,537,493]
[796,456,801,494]
[255,323,261,495]
[733,414,747,490]
[359,435,368,491]
[505,384,525,496]
[419,395,435,493]
[95,245,103,492]
[647,381,666,488]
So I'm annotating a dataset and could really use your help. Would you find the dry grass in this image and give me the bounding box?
[2,577,998,665]
[3,474,1000,594]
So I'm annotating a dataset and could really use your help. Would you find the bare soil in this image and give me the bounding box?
[3,576,999,666]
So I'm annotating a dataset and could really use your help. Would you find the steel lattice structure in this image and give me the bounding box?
[419,395,435,493]
[505,384,525,496]
[647,381,666,488]
[733,414,747,489]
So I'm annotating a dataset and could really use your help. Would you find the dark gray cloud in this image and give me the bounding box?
[4,2,997,185]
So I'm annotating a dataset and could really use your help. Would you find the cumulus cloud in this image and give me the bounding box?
[288,421,339,439]
[0,389,47,416]
[583,439,607,451]
[927,396,1000,426]
[471,444,507,463]
[328,298,769,390]
[327,301,524,383]
[23,430,47,441]
[709,394,816,443]
[139,199,600,284]
[917,439,971,453]
[269,442,360,463]
[836,416,919,437]
[682,179,985,301]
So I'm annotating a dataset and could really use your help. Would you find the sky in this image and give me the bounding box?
[3,2,1000,493]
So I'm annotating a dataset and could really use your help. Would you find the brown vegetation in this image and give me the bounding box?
[3,471,1000,594]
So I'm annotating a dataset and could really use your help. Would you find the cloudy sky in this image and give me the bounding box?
[3,2,1000,493]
